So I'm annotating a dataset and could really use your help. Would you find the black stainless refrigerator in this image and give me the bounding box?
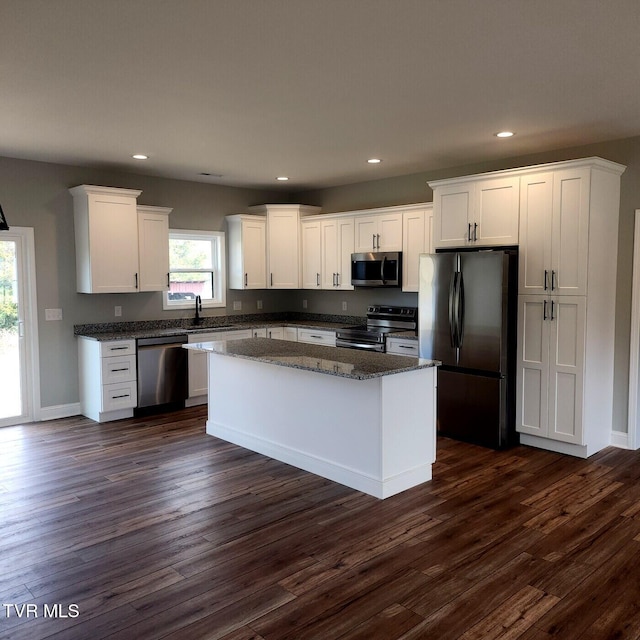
[418,248,518,449]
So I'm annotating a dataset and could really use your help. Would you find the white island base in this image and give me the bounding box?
[204,350,437,499]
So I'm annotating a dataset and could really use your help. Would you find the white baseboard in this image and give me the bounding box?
[611,430,633,450]
[38,403,81,421]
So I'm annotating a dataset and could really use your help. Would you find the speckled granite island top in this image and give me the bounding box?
[185,337,439,380]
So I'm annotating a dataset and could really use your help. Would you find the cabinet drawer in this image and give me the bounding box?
[386,338,419,357]
[297,329,336,346]
[100,340,136,357]
[101,355,136,384]
[102,380,137,411]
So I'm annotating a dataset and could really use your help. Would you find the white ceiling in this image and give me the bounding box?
[2,0,640,190]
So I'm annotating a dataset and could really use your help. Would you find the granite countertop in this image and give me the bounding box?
[74,316,357,341]
[185,337,439,380]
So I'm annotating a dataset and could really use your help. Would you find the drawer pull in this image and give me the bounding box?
[110,367,129,372]
[112,393,130,399]
[109,346,129,351]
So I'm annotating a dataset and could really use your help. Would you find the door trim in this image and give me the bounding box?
[628,210,640,449]
[0,227,40,426]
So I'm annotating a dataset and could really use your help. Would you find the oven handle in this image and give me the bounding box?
[335,339,385,351]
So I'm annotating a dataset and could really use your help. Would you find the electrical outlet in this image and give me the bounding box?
[45,308,63,321]
[114,306,122,317]
[233,300,242,311]
[342,301,348,311]
[257,300,263,310]
[302,299,308,309]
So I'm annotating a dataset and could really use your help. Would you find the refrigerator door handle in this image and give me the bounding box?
[456,271,465,347]
[448,272,457,347]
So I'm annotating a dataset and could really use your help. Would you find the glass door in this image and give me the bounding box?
[0,228,38,427]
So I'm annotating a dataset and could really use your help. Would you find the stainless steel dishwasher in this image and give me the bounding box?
[136,334,188,412]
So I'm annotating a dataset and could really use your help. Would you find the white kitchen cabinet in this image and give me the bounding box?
[321,217,355,290]
[252,327,268,338]
[354,211,403,252]
[402,205,433,292]
[267,326,285,340]
[302,215,354,290]
[137,205,171,292]
[301,219,322,289]
[431,176,519,249]
[249,204,321,289]
[188,329,252,402]
[297,328,336,347]
[227,214,267,289]
[283,327,298,341]
[386,336,419,357]
[518,168,590,296]
[514,157,625,457]
[78,338,137,422]
[70,184,142,293]
[516,295,585,446]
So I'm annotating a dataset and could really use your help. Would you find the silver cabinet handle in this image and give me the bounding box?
[270,273,273,286]
[468,223,472,242]
[244,273,248,287]
[544,270,548,290]
[473,222,478,241]
[336,272,340,286]
[372,234,376,250]
[551,270,556,291]
[316,273,320,286]
[543,299,548,320]
[376,233,380,249]
[135,273,138,289]
[550,300,555,321]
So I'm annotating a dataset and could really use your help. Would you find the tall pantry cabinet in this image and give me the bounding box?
[516,158,625,457]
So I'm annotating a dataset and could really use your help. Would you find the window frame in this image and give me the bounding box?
[163,229,226,310]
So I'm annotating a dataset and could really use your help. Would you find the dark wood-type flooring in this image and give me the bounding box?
[2,406,640,639]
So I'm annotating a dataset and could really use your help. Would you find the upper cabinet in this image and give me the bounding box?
[430,176,520,249]
[354,211,403,252]
[137,205,172,292]
[301,215,355,290]
[402,205,433,292]
[227,214,267,289]
[519,168,591,296]
[228,205,320,290]
[70,185,143,294]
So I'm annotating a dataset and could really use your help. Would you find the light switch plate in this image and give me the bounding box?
[233,301,242,311]
[45,308,63,321]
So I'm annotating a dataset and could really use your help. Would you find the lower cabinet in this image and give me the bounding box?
[187,329,252,403]
[386,337,419,357]
[297,328,336,347]
[78,338,137,422]
[516,295,587,450]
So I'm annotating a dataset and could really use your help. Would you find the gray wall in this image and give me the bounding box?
[3,134,639,433]
[296,135,640,434]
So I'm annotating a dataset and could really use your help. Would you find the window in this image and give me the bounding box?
[163,230,226,310]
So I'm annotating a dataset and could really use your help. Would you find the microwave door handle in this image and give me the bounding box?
[380,256,386,284]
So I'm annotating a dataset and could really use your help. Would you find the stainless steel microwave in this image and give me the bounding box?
[351,251,402,287]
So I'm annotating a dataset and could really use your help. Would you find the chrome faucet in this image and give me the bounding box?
[194,295,202,325]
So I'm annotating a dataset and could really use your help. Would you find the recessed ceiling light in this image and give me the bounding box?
[367,158,382,164]
[495,131,515,138]
[132,154,148,160]
[276,176,289,181]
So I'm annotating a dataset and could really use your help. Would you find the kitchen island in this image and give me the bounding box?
[185,338,439,499]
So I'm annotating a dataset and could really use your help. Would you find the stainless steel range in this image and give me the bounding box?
[336,305,417,352]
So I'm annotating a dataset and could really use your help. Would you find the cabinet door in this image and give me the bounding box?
[267,208,299,288]
[547,297,586,444]
[87,193,140,293]
[267,327,285,340]
[377,212,403,251]
[354,216,379,252]
[402,207,432,292]
[336,217,355,290]
[320,219,339,289]
[433,183,473,249]
[242,218,267,289]
[551,168,590,296]
[518,173,554,295]
[301,219,322,289]
[474,176,520,246]
[516,296,550,438]
[137,208,170,292]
